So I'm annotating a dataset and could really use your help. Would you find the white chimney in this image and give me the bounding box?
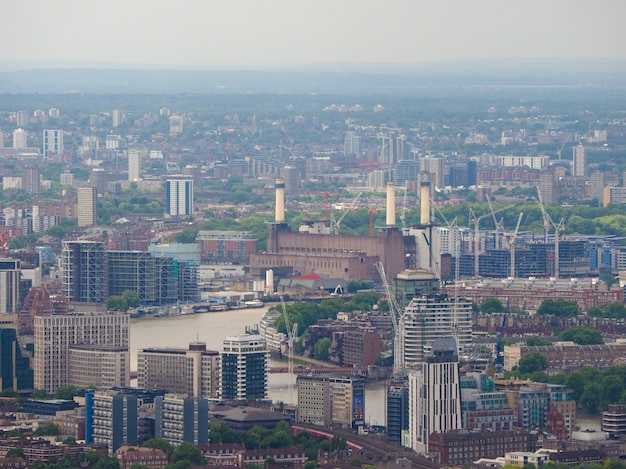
[275,178,285,223]
[386,181,396,226]
[420,180,431,225]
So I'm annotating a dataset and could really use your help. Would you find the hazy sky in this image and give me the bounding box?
[1,0,625,68]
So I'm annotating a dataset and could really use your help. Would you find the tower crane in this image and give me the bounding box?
[550,216,565,279]
[375,261,405,375]
[469,204,514,279]
[486,194,505,250]
[510,212,524,278]
[534,189,551,244]
[330,191,362,235]
[556,135,570,160]
[279,296,298,402]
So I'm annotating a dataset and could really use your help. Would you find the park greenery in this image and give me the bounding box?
[106,290,140,311]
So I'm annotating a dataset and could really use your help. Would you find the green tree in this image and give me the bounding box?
[526,336,552,346]
[122,290,140,308]
[304,462,317,469]
[55,385,79,400]
[34,422,61,436]
[314,338,331,360]
[517,352,547,375]
[536,298,579,317]
[107,295,128,311]
[142,439,174,455]
[558,326,603,345]
[481,297,505,314]
[5,448,24,458]
[209,422,240,444]
[581,382,603,413]
[0,388,18,397]
[170,442,205,465]
[130,464,151,469]
[30,388,49,399]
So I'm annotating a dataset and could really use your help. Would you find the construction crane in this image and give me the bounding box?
[556,135,570,160]
[550,216,565,279]
[279,296,298,402]
[375,261,405,375]
[330,191,362,235]
[510,212,524,278]
[534,189,551,244]
[469,204,514,278]
[486,194,505,250]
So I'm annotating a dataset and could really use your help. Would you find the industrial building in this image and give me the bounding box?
[249,179,410,285]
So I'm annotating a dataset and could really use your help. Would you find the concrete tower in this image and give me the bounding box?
[386,181,396,226]
[275,178,285,223]
[420,181,431,225]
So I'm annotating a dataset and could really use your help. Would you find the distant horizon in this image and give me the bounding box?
[1,56,625,73]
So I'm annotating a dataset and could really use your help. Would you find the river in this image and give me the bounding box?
[129,306,387,426]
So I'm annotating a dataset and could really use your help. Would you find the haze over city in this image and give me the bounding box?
[1,0,625,69]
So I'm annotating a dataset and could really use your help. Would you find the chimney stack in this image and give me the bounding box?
[420,180,431,225]
[275,178,285,223]
[386,181,396,226]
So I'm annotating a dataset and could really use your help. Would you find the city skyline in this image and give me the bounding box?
[1,1,624,70]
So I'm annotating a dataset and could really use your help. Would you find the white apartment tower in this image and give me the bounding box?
[128,149,140,181]
[166,176,193,217]
[34,313,130,394]
[408,337,462,455]
[43,129,63,159]
[13,128,27,149]
[572,144,586,177]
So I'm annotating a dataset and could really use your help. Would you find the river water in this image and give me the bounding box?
[129,306,387,426]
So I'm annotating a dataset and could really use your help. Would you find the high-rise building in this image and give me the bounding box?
[148,243,200,302]
[573,144,586,177]
[344,131,360,156]
[0,129,4,148]
[16,111,29,127]
[296,375,365,429]
[0,328,34,391]
[169,115,183,134]
[112,109,124,128]
[166,176,194,217]
[538,172,558,205]
[43,129,63,159]
[155,394,209,446]
[138,342,220,399]
[0,259,21,314]
[21,166,40,194]
[12,128,27,149]
[34,312,129,394]
[128,149,140,181]
[402,295,472,366]
[386,377,409,445]
[408,337,462,454]
[220,334,268,400]
[61,241,108,304]
[87,390,137,455]
[77,186,97,227]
